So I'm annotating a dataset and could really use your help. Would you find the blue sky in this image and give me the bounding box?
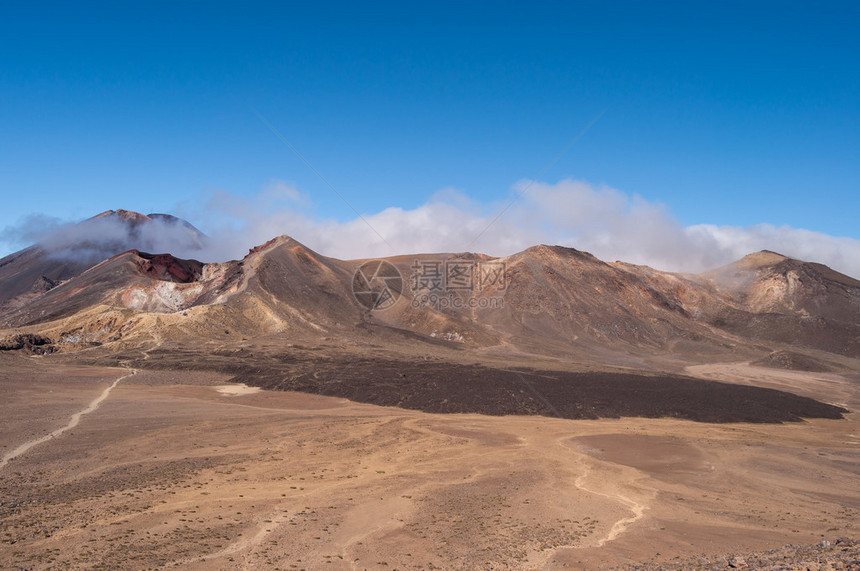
[1,1,858,271]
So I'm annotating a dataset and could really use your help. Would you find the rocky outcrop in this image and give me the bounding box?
[0,333,55,354]
[133,251,204,283]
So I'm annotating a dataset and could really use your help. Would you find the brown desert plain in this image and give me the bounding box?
[1,211,859,570]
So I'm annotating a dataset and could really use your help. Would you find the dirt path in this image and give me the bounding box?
[0,369,135,470]
[571,462,648,547]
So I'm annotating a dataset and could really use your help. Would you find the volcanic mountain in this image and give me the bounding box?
[0,209,206,312]
[1,210,857,422]
[2,211,859,358]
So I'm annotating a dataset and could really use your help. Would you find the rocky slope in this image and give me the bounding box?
[0,209,205,310]
[1,210,858,370]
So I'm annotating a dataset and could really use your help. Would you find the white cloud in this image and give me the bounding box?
[230,178,859,279]
[687,223,860,276]
[4,178,860,280]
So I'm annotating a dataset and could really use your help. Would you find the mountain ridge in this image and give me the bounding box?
[1,210,858,372]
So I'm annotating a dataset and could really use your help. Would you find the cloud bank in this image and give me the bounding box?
[187,179,860,278]
[3,179,859,279]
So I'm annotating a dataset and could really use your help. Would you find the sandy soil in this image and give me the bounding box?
[686,361,860,410]
[0,359,858,570]
[215,384,262,397]
[0,369,134,469]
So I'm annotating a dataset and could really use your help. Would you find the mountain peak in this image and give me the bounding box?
[736,250,790,268]
[92,209,152,224]
[246,235,301,257]
[513,244,603,267]
[91,210,197,230]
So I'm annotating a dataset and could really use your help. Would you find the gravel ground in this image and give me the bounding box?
[612,538,860,570]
